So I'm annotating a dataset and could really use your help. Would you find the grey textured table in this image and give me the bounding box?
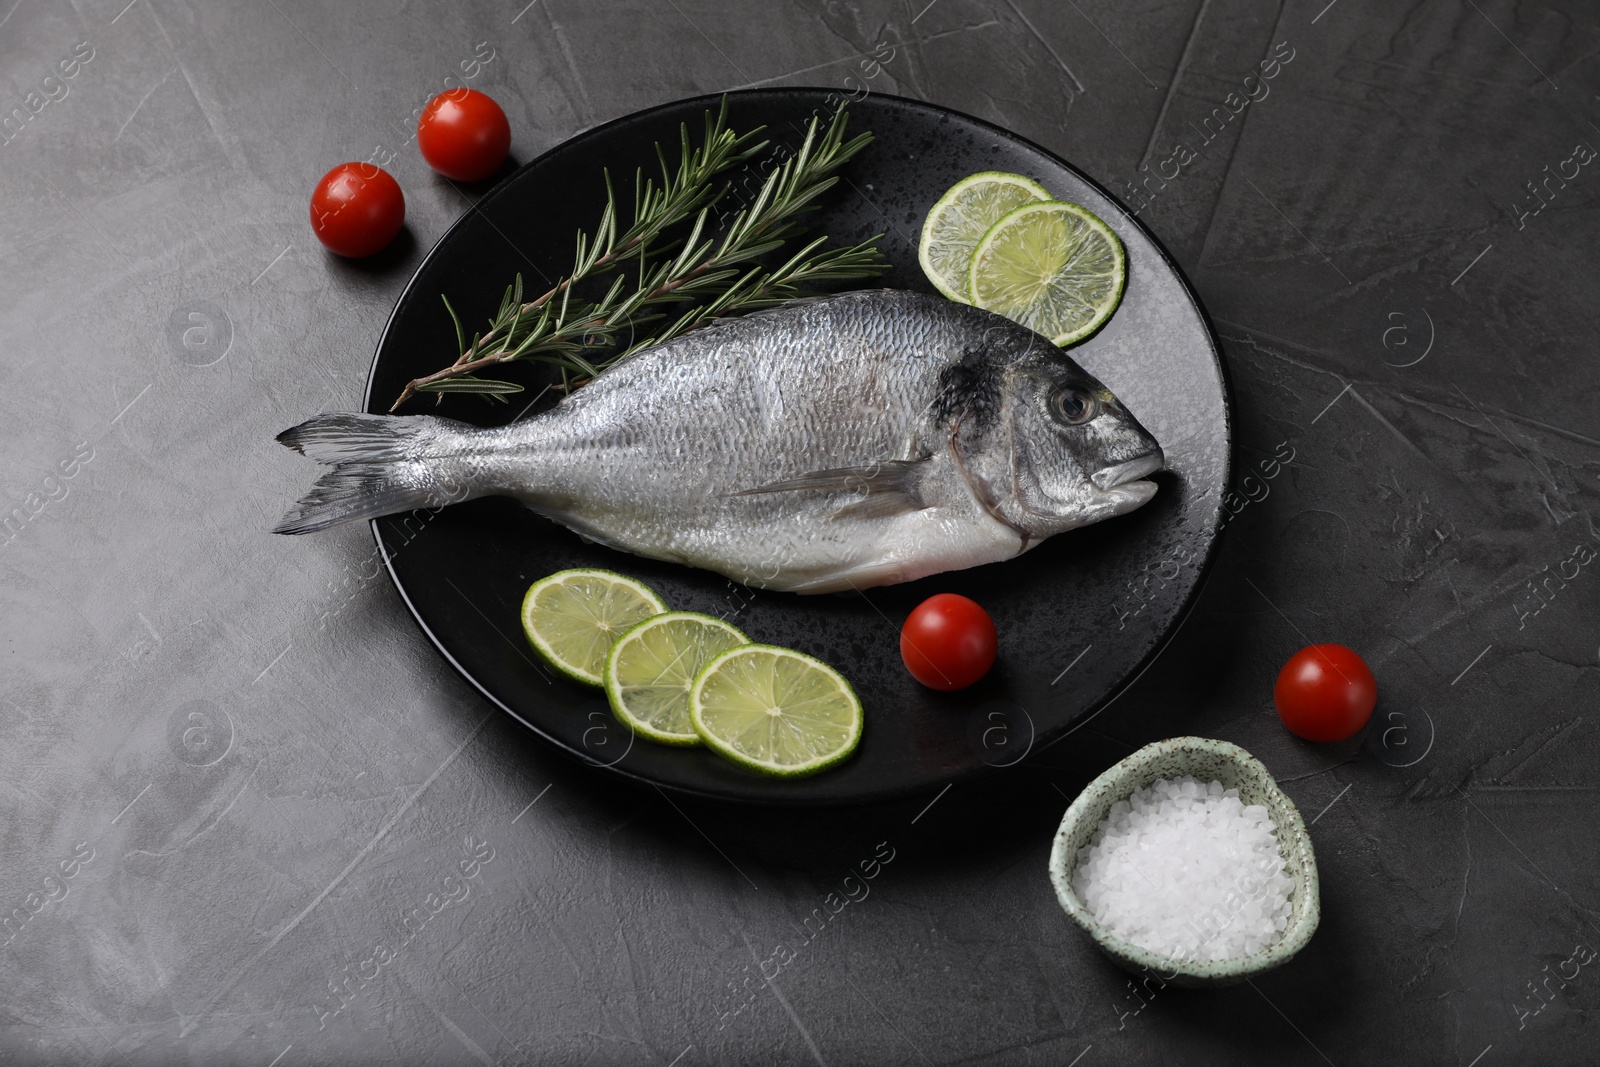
[3,1,1598,1064]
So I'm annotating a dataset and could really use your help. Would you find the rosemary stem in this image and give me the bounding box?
[389,102,883,412]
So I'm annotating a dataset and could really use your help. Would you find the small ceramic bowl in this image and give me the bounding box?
[1048,736,1320,988]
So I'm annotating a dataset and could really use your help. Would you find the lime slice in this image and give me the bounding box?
[967,200,1126,346]
[689,644,863,778]
[919,171,1052,303]
[603,612,750,745]
[520,569,668,686]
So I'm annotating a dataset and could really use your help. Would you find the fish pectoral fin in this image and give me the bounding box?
[729,458,929,520]
[829,492,923,522]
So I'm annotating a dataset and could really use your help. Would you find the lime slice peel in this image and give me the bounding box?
[690,644,863,778]
[918,171,1051,303]
[966,199,1126,346]
[520,568,668,686]
[603,611,749,746]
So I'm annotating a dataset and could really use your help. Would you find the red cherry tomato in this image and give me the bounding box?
[309,163,405,258]
[900,594,998,691]
[1273,644,1377,742]
[416,88,511,182]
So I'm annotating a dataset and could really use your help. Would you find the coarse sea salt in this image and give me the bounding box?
[1070,775,1294,962]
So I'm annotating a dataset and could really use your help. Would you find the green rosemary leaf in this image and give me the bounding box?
[441,294,466,359]
[390,101,888,412]
[417,376,525,395]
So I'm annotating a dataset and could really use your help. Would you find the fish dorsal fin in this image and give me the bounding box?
[728,458,929,520]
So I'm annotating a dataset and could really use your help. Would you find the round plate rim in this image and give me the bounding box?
[362,87,1235,806]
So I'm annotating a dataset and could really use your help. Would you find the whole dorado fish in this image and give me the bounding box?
[273,290,1163,593]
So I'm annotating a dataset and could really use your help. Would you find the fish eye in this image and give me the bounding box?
[1049,387,1099,426]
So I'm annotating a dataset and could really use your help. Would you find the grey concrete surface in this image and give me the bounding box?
[2,0,1598,1064]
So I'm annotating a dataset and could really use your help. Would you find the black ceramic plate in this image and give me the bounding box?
[365,89,1231,805]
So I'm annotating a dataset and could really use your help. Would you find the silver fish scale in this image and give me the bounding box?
[276,289,1161,592]
[471,291,997,590]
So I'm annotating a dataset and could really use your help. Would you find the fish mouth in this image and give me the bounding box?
[1091,449,1166,492]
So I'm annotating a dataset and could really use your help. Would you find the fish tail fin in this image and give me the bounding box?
[271,412,473,534]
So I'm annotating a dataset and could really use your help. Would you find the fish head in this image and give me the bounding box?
[947,327,1164,539]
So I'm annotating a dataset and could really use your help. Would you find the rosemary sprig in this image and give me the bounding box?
[389,103,887,411]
